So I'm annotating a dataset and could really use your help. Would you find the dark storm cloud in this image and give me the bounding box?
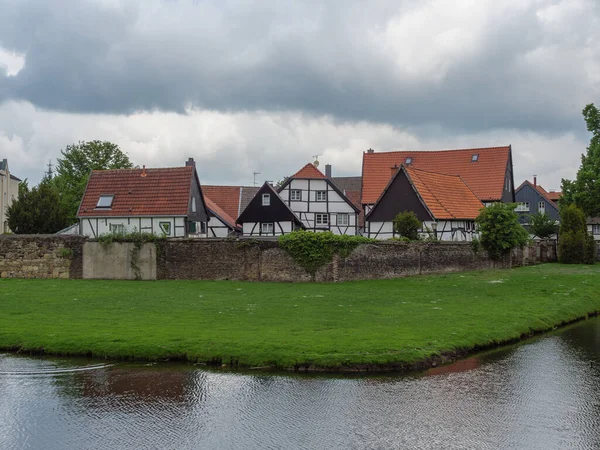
[0,0,599,135]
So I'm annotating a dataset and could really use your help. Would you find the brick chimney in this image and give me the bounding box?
[185,157,196,168]
[533,175,537,187]
[325,164,332,178]
[390,164,399,179]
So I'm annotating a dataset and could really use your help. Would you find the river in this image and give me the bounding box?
[2,317,600,450]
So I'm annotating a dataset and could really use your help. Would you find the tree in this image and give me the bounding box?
[6,179,70,234]
[528,212,558,239]
[476,203,529,260]
[53,140,134,222]
[392,211,421,241]
[558,204,595,264]
[560,104,600,216]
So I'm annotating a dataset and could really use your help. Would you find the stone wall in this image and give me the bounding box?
[0,235,86,279]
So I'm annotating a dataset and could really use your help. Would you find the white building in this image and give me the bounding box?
[0,159,21,233]
[588,218,600,260]
[278,163,360,235]
[204,195,241,237]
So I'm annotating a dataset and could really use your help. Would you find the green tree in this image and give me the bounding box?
[476,203,529,260]
[392,211,422,241]
[528,212,558,239]
[560,104,600,216]
[558,204,595,264]
[53,140,134,221]
[6,179,70,234]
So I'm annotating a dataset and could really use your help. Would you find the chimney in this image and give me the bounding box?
[533,175,537,187]
[141,165,147,177]
[325,164,332,178]
[185,157,196,168]
[390,164,399,179]
[367,148,375,154]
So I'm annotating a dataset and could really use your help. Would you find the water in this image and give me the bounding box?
[2,318,600,450]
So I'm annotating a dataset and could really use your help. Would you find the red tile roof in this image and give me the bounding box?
[78,167,194,217]
[344,189,365,227]
[405,166,484,220]
[362,146,511,204]
[545,190,562,202]
[204,195,240,230]
[202,185,241,222]
[290,163,326,179]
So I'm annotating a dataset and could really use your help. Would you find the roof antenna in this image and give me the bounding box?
[253,171,261,186]
[312,154,321,167]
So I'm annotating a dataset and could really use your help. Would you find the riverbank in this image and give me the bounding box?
[1,264,598,372]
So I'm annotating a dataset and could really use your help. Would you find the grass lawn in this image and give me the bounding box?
[1,263,599,370]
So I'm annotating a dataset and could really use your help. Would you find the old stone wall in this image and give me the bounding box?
[0,235,86,279]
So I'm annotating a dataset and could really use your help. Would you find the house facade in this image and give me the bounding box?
[365,165,484,241]
[204,195,241,237]
[237,182,303,236]
[514,178,560,225]
[0,159,21,233]
[588,218,600,259]
[77,159,208,238]
[278,163,360,235]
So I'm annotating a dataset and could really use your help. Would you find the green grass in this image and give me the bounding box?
[1,263,599,371]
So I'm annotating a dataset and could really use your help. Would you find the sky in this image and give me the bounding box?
[0,0,599,190]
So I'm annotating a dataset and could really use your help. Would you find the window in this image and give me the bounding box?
[262,194,270,206]
[337,213,349,226]
[109,223,124,234]
[538,201,545,214]
[515,202,530,212]
[315,213,329,226]
[471,154,479,162]
[159,222,171,236]
[96,195,114,208]
[191,197,196,213]
[290,190,302,201]
[405,157,412,165]
[593,225,600,235]
[188,221,197,233]
[200,222,207,234]
[315,191,327,202]
[465,221,475,232]
[261,223,274,234]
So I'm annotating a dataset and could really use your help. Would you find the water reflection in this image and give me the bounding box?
[1,317,600,449]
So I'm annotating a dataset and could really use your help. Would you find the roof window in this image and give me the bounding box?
[96,195,114,208]
[405,157,412,165]
[471,154,479,162]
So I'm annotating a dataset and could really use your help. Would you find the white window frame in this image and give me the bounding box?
[465,221,476,232]
[593,225,600,235]
[261,222,274,234]
[290,190,302,201]
[109,223,124,234]
[262,194,270,206]
[515,202,530,212]
[315,213,329,226]
[315,191,327,202]
[538,201,545,214]
[337,213,349,226]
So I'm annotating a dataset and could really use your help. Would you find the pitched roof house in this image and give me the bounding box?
[515,177,560,225]
[202,185,260,223]
[365,165,484,241]
[77,159,208,238]
[204,195,241,237]
[278,163,361,235]
[361,146,515,209]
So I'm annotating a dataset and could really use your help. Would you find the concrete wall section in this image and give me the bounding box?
[82,242,156,280]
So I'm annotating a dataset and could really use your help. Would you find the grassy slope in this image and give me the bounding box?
[0,264,599,369]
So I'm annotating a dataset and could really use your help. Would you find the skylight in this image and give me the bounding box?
[405,157,412,164]
[96,195,114,208]
[471,154,479,162]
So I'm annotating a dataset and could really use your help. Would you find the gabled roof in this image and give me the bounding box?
[202,185,260,222]
[204,195,240,231]
[238,182,304,226]
[362,146,511,204]
[546,191,562,202]
[515,180,559,209]
[290,163,326,179]
[78,166,195,217]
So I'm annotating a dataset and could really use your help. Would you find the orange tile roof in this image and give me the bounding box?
[362,146,511,204]
[344,189,365,227]
[204,195,240,230]
[202,185,241,221]
[290,163,326,179]
[78,166,194,217]
[405,166,484,220]
[545,190,562,202]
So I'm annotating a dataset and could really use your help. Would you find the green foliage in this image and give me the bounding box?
[529,212,558,239]
[278,230,374,276]
[471,237,481,254]
[52,140,134,222]
[560,103,600,216]
[96,230,165,247]
[57,248,74,259]
[6,179,70,234]
[392,211,421,241]
[476,203,529,260]
[558,204,595,264]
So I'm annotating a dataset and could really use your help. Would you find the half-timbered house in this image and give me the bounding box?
[77,159,208,238]
[278,163,360,235]
[365,165,484,241]
[204,195,241,237]
[237,182,303,236]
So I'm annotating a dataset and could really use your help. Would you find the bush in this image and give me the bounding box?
[476,203,529,260]
[471,237,481,254]
[392,211,421,241]
[96,230,166,247]
[529,212,558,239]
[558,204,595,264]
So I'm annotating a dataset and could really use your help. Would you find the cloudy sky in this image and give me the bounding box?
[1,0,599,190]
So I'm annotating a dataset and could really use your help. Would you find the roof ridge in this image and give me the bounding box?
[369,146,510,155]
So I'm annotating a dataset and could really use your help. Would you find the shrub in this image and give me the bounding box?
[471,237,481,254]
[96,230,166,247]
[476,203,529,260]
[558,204,595,264]
[392,211,421,241]
[529,212,558,239]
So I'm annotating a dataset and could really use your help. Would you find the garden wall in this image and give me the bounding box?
[0,236,557,281]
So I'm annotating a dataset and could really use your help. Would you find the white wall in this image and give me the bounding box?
[366,219,478,241]
[0,170,19,233]
[207,215,233,238]
[80,216,189,238]
[242,221,293,236]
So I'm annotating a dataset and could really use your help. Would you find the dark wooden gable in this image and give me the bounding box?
[188,169,209,222]
[366,168,432,222]
[237,182,302,225]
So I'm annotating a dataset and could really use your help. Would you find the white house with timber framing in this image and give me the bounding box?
[204,195,241,237]
[278,163,360,235]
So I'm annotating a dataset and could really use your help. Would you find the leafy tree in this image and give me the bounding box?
[476,203,529,260]
[560,104,600,216]
[528,212,558,239]
[392,211,421,241]
[558,204,595,264]
[6,180,70,234]
[53,140,134,221]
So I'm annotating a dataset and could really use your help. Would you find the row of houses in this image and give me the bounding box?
[76,146,523,242]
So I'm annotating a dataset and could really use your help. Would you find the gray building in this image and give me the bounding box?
[514,178,559,225]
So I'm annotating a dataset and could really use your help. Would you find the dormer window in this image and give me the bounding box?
[96,195,114,208]
[471,154,479,162]
[405,157,412,165]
